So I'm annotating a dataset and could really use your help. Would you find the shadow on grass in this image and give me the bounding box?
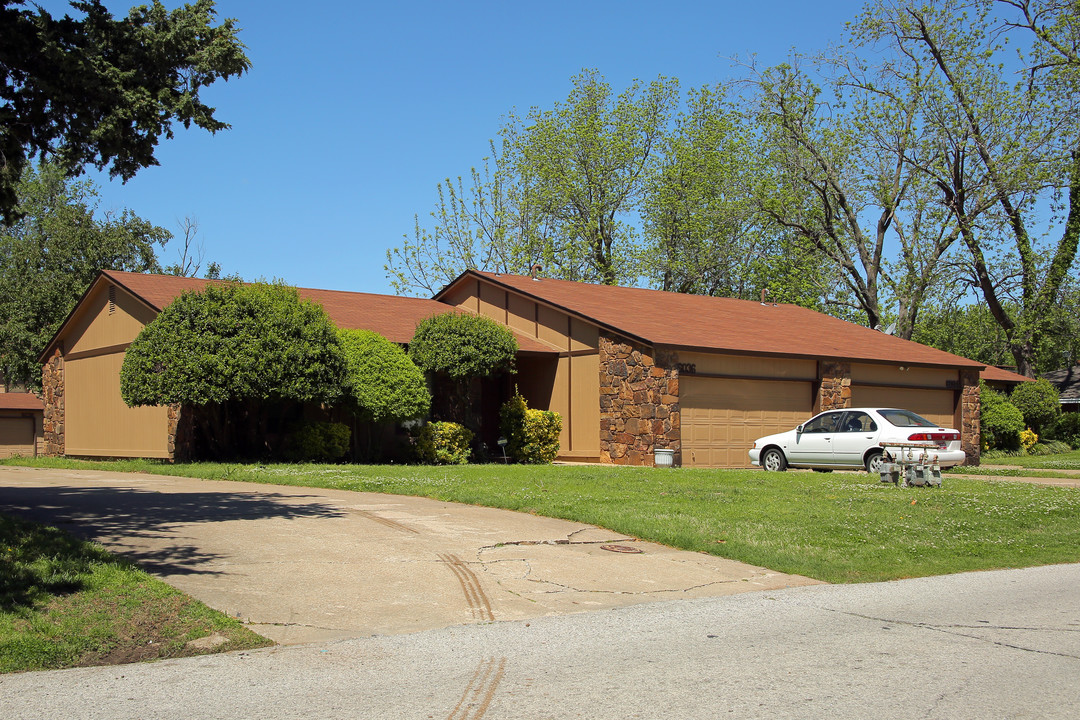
[0,485,345,578]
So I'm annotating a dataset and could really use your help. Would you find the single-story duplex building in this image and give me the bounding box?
[39,268,984,467]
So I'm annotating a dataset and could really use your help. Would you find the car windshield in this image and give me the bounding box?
[879,409,936,427]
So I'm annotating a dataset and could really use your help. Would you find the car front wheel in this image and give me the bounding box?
[761,447,787,472]
[864,450,884,474]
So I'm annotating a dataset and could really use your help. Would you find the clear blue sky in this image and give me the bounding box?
[59,0,860,296]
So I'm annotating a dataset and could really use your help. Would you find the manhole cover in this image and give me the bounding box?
[600,544,643,554]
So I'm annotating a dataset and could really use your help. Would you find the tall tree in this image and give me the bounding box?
[744,51,962,338]
[0,0,250,224]
[0,161,167,388]
[642,84,833,308]
[387,71,678,293]
[859,0,1079,374]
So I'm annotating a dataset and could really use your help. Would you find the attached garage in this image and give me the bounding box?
[682,377,813,468]
[0,393,44,459]
[850,386,957,430]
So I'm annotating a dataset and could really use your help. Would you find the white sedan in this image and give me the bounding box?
[749,407,966,473]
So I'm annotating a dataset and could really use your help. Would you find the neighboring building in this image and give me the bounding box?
[0,392,44,458]
[1043,366,1080,413]
[435,270,983,467]
[981,366,1035,394]
[39,269,985,467]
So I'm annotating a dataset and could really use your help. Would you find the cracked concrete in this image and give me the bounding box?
[0,466,820,645]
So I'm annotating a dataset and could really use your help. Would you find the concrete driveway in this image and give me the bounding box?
[0,466,820,644]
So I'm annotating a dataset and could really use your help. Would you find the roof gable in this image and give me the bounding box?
[41,271,557,361]
[439,270,982,369]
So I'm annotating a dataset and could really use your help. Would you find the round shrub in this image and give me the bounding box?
[980,384,1024,451]
[1052,412,1080,447]
[416,421,473,465]
[1009,378,1061,434]
[409,312,518,379]
[338,329,430,423]
[499,391,562,464]
[284,421,350,462]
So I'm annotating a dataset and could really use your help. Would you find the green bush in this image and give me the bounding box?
[980,383,1024,451]
[409,312,518,379]
[121,282,345,407]
[1051,412,1080,447]
[338,329,430,423]
[499,391,562,464]
[284,422,350,462]
[1009,378,1061,435]
[416,422,473,465]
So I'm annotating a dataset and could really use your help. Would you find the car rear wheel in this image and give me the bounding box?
[864,450,884,474]
[761,447,787,472]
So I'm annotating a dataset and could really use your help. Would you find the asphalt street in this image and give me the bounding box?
[3,563,1078,720]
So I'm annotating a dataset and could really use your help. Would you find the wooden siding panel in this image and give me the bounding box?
[537,305,569,350]
[65,353,170,458]
[442,281,480,313]
[550,356,571,451]
[851,363,957,388]
[569,353,600,454]
[569,318,599,352]
[478,282,504,322]
[682,377,813,468]
[678,351,816,379]
[66,284,156,356]
[507,294,535,336]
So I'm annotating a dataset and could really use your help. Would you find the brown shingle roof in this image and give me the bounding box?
[448,271,982,369]
[0,393,44,411]
[981,366,1034,385]
[96,271,555,353]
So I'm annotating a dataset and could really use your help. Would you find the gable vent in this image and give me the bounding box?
[108,285,116,314]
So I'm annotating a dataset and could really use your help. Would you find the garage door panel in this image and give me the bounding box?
[682,378,812,468]
[0,418,35,458]
[852,387,956,429]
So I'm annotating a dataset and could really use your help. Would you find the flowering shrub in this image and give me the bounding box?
[416,421,473,465]
[500,391,562,464]
[1020,428,1038,454]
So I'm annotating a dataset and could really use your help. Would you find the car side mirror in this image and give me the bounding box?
[796,424,804,434]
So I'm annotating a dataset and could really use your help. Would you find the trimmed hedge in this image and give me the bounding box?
[981,383,1024,451]
[1010,378,1061,435]
[416,422,473,465]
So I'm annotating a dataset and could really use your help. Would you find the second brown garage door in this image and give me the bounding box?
[682,377,814,468]
[851,386,957,429]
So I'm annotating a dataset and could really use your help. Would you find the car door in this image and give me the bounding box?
[786,411,844,465]
[830,411,879,467]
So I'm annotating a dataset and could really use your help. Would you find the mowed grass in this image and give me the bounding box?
[6,457,1080,584]
[0,511,271,674]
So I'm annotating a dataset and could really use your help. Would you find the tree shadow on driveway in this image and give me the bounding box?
[0,484,346,576]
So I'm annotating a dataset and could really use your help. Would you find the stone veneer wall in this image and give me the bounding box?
[960,368,981,466]
[818,361,852,411]
[42,348,64,456]
[599,336,680,466]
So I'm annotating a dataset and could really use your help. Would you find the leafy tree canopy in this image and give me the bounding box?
[409,312,517,379]
[120,282,345,407]
[338,329,430,424]
[0,0,250,225]
[0,161,166,389]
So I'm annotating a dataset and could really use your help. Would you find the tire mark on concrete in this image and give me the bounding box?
[438,553,494,621]
[349,508,419,534]
[446,656,507,720]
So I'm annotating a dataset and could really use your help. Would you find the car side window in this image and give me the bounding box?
[841,412,876,432]
[803,413,841,433]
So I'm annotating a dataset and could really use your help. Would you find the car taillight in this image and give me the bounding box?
[907,432,959,442]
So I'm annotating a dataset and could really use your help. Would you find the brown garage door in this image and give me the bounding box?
[682,377,813,468]
[0,417,35,458]
[851,387,957,429]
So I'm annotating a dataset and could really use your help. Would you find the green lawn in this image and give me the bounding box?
[0,511,271,673]
[6,457,1080,585]
[978,449,1080,470]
